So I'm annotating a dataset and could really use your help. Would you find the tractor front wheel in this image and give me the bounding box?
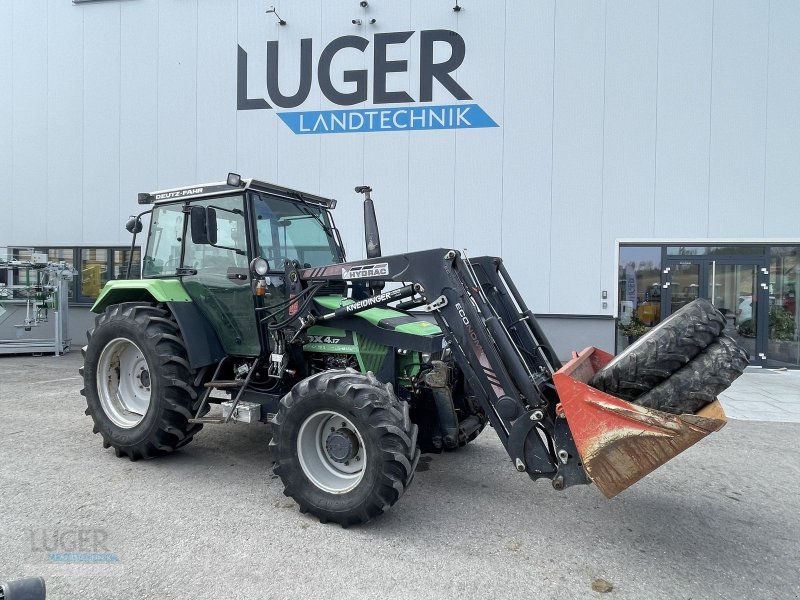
[81,303,203,461]
[271,369,419,526]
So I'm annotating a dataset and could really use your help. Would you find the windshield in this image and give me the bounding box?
[254,193,342,269]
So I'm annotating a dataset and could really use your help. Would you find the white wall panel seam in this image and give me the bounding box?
[406,0,412,252]
[547,0,557,313]
[81,9,85,242]
[599,0,608,312]
[652,0,660,237]
[156,2,160,187]
[195,0,199,182]
[235,0,238,172]
[8,3,13,241]
[499,0,507,258]
[709,2,717,235]
[761,0,772,237]
[452,8,460,248]
[117,4,122,244]
[44,1,49,243]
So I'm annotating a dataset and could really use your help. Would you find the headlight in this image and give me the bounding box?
[420,352,432,363]
[250,257,269,276]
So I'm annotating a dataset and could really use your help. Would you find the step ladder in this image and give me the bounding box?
[189,357,261,424]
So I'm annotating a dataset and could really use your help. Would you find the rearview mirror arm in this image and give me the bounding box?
[125,209,152,279]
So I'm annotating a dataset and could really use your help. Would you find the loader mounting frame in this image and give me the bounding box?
[298,248,589,488]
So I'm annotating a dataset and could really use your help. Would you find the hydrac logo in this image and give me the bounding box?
[341,263,390,279]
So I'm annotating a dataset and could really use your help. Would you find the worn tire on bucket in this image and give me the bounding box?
[633,334,749,415]
[590,298,725,401]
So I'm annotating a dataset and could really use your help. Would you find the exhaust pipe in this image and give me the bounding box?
[355,185,384,294]
[356,185,381,259]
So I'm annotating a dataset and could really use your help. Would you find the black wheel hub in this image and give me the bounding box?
[325,428,360,463]
[139,369,151,388]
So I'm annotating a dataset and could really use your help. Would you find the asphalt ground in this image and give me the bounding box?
[1,352,799,600]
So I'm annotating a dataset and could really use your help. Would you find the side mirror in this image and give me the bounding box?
[190,206,218,245]
[125,216,143,234]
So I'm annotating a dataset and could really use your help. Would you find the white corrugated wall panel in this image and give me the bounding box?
[452,1,505,259]
[196,0,238,184]
[653,0,713,238]
[317,1,367,262]
[501,0,555,313]
[0,1,14,246]
[274,1,322,194]
[600,0,659,301]
[46,2,84,246]
[405,0,456,255]
[235,2,278,183]
[82,3,121,246]
[708,0,770,237]
[3,0,800,323]
[549,0,606,315]
[119,1,159,244]
[362,0,412,257]
[764,0,800,238]
[156,1,197,189]
[11,0,48,246]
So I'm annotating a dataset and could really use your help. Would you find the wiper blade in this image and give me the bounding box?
[291,193,335,239]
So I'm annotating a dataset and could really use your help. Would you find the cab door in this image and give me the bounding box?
[181,194,261,356]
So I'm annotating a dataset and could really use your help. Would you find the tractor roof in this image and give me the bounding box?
[137,177,337,209]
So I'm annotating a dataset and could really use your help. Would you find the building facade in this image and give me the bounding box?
[1,0,798,366]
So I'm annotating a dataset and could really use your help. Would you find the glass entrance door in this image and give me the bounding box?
[663,260,704,316]
[767,247,800,367]
[663,258,767,365]
[709,261,760,363]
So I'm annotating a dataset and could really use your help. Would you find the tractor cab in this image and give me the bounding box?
[130,177,346,358]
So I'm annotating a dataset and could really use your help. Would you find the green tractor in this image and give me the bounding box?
[81,174,746,526]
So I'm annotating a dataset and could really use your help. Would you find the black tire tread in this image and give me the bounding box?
[81,302,204,460]
[271,369,419,527]
[590,298,725,401]
[634,334,749,415]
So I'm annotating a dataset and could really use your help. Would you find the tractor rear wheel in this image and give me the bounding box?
[80,302,203,461]
[271,369,419,526]
[590,298,725,401]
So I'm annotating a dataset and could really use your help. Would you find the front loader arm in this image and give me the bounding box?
[299,248,586,487]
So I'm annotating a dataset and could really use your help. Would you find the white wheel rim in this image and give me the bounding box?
[96,338,152,429]
[297,410,366,494]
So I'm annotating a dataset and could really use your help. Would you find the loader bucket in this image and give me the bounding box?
[553,347,727,498]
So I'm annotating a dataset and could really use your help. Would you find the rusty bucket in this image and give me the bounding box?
[553,347,727,498]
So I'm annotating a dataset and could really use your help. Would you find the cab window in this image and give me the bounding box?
[254,193,341,269]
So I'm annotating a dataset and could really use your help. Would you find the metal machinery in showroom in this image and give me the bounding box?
[0,253,74,355]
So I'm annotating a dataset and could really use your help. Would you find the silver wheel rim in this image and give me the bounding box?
[297,410,366,494]
[96,338,152,429]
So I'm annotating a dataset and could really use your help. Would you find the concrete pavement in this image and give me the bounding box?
[719,367,800,423]
[1,352,799,600]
